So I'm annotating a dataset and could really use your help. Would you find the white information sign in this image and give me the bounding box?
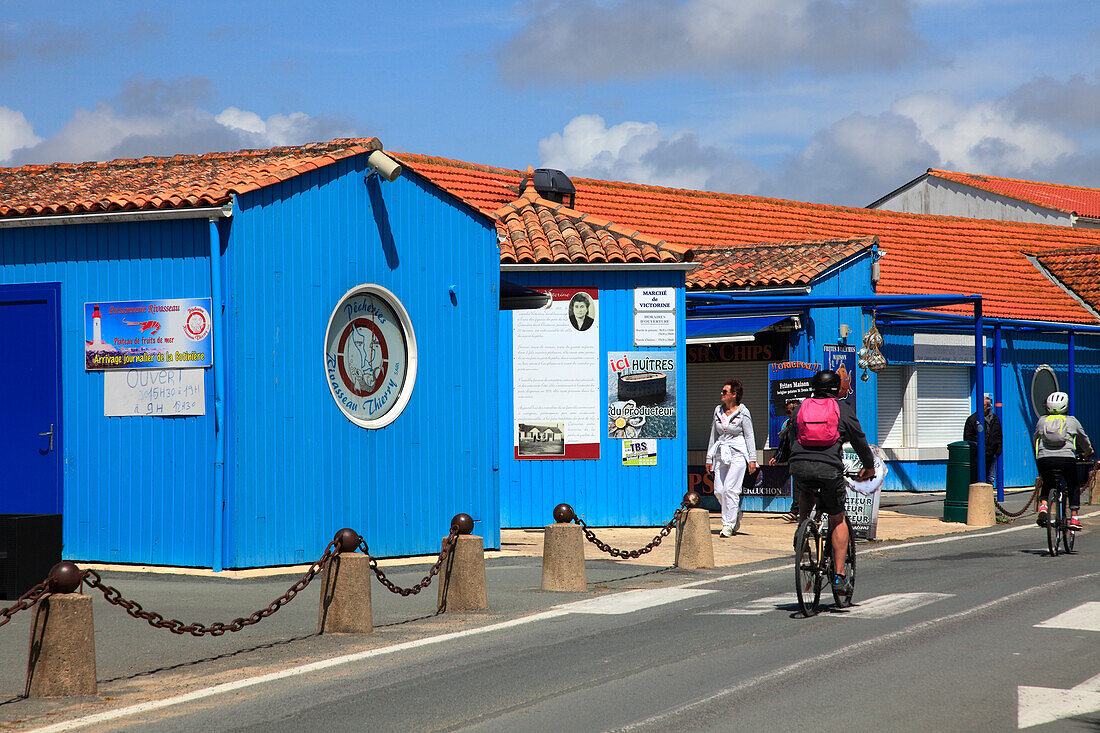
[513,288,600,460]
[104,368,205,416]
[843,444,888,540]
[634,287,676,346]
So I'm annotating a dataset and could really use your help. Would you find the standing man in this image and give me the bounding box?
[964,394,1003,486]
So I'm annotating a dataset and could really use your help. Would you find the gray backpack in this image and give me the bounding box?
[1040,415,1069,449]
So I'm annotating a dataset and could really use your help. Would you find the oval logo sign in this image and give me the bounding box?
[324,284,417,428]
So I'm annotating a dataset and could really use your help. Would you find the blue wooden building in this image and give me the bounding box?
[0,139,502,569]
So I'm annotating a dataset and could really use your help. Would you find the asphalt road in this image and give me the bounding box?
[20,515,1097,733]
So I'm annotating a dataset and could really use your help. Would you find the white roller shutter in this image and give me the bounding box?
[686,362,769,451]
[876,366,904,448]
[916,365,971,448]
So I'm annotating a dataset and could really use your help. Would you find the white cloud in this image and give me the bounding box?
[894,92,1078,173]
[538,72,1099,206]
[538,114,764,193]
[500,0,923,85]
[6,77,357,165]
[0,106,43,162]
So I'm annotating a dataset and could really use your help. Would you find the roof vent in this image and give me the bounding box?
[532,168,576,207]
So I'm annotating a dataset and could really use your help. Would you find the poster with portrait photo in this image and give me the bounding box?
[513,287,600,460]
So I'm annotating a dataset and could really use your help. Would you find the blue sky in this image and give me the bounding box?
[1,0,1097,206]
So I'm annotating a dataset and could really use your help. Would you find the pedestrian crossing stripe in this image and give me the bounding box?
[701,592,953,618]
[1035,601,1100,632]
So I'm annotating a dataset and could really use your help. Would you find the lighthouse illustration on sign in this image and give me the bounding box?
[85,304,115,351]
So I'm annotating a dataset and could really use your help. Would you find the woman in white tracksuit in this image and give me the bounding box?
[706,378,758,537]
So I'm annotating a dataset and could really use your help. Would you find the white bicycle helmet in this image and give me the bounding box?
[1046,391,1069,415]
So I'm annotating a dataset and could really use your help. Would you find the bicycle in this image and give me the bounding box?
[794,507,855,617]
[1045,473,1080,557]
[1042,455,1093,557]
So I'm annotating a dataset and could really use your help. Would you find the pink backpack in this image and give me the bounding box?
[796,397,841,447]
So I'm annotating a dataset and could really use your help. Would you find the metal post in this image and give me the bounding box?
[974,298,986,485]
[993,324,1003,502]
[209,219,227,572]
[1068,330,1076,414]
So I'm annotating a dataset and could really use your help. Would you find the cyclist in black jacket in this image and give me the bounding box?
[778,369,874,596]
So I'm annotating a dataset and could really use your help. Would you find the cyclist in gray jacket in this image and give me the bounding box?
[1034,391,1093,531]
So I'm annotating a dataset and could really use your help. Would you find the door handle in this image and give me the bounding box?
[39,424,54,453]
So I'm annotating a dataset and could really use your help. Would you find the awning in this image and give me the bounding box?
[500,280,551,310]
[686,314,794,344]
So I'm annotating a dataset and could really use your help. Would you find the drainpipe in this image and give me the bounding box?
[974,298,986,485]
[209,218,227,572]
[993,325,1003,502]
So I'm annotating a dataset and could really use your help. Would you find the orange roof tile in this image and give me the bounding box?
[688,237,875,289]
[928,169,1100,219]
[398,153,1100,324]
[0,138,381,217]
[494,189,689,264]
[1036,246,1100,313]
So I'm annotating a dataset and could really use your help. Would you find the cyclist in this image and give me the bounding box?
[1035,391,1093,531]
[780,369,874,596]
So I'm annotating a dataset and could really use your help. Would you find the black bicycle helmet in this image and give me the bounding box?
[810,369,841,397]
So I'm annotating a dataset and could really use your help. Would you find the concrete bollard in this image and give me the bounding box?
[1087,468,1100,505]
[438,534,488,612]
[25,592,97,698]
[541,522,586,592]
[675,507,715,569]
[967,482,995,527]
[317,552,373,634]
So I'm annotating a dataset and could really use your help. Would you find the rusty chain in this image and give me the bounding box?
[574,503,687,559]
[359,530,459,596]
[994,481,1041,519]
[0,581,50,631]
[81,539,341,637]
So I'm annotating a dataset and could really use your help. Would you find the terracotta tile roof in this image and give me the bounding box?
[928,168,1100,219]
[398,153,1100,324]
[0,138,382,217]
[1035,246,1100,313]
[688,237,874,289]
[494,188,690,264]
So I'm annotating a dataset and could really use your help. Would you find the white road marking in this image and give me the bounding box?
[699,594,794,615]
[554,588,716,614]
[1018,671,1100,729]
[825,593,953,619]
[1035,601,1100,632]
[30,516,1098,732]
[611,571,1100,732]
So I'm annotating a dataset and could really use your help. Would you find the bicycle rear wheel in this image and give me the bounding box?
[1047,491,1063,556]
[1061,494,1076,554]
[831,517,856,608]
[794,519,822,617]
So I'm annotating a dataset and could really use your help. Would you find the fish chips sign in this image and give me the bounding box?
[84,298,213,370]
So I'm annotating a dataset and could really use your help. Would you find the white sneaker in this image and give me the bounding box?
[719,526,734,538]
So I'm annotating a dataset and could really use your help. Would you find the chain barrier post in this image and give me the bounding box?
[966,482,996,527]
[318,529,373,634]
[437,514,487,613]
[541,504,586,592]
[674,492,714,569]
[25,562,97,698]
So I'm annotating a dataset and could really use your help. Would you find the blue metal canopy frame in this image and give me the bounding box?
[686,292,990,486]
[688,290,1100,501]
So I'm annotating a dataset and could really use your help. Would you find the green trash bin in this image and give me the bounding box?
[944,441,977,523]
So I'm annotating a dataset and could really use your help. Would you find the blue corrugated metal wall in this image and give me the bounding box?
[0,220,216,565]
[224,159,500,566]
[499,269,687,527]
[880,326,1100,491]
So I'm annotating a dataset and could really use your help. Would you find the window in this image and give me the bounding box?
[876,364,971,454]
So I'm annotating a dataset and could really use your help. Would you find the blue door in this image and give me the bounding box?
[0,283,62,514]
